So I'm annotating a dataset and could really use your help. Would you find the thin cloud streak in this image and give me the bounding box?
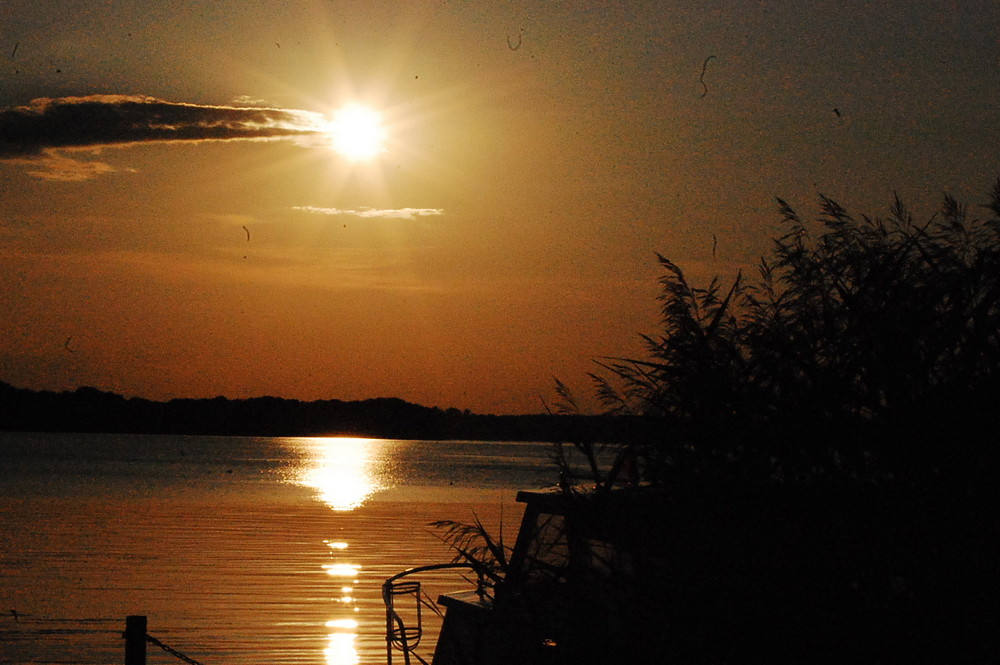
[0,94,326,158]
[293,206,445,220]
[15,150,127,182]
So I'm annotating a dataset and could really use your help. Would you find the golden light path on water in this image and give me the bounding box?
[294,437,387,511]
[286,437,389,665]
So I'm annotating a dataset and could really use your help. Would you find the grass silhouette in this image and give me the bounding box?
[435,181,1000,663]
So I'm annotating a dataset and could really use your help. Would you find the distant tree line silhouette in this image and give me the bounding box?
[0,381,647,443]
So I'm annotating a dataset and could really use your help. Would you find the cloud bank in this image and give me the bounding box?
[0,95,326,158]
[293,206,445,220]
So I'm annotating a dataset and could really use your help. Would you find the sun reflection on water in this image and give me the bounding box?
[326,575,362,661]
[321,543,363,665]
[322,563,361,578]
[281,439,388,664]
[324,632,359,665]
[290,437,386,511]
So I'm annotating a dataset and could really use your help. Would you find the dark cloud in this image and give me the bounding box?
[0,95,326,158]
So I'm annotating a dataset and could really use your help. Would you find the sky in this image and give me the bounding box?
[2,1,999,415]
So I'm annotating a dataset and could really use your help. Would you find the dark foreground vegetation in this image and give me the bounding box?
[0,381,645,443]
[438,183,1000,664]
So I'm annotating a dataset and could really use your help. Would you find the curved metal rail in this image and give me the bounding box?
[382,563,485,665]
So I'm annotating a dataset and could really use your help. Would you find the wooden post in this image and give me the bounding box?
[124,615,147,665]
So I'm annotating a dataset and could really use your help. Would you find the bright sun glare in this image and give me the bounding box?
[296,437,382,511]
[327,104,386,162]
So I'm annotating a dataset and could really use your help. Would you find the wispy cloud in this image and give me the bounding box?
[14,150,129,182]
[293,206,445,220]
[0,94,326,159]
[230,95,269,107]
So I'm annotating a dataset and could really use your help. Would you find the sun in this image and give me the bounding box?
[326,104,387,162]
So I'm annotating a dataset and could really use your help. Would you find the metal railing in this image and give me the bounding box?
[382,563,485,665]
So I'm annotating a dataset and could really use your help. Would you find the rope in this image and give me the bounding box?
[146,633,207,665]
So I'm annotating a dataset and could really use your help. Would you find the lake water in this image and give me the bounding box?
[0,432,561,665]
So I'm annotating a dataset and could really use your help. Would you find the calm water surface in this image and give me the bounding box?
[0,433,559,665]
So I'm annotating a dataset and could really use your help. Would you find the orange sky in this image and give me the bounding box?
[2,1,999,414]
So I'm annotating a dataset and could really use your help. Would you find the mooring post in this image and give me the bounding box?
[124,615,147,665]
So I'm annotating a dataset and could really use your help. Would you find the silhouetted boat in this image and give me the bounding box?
[383,487,666,665]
